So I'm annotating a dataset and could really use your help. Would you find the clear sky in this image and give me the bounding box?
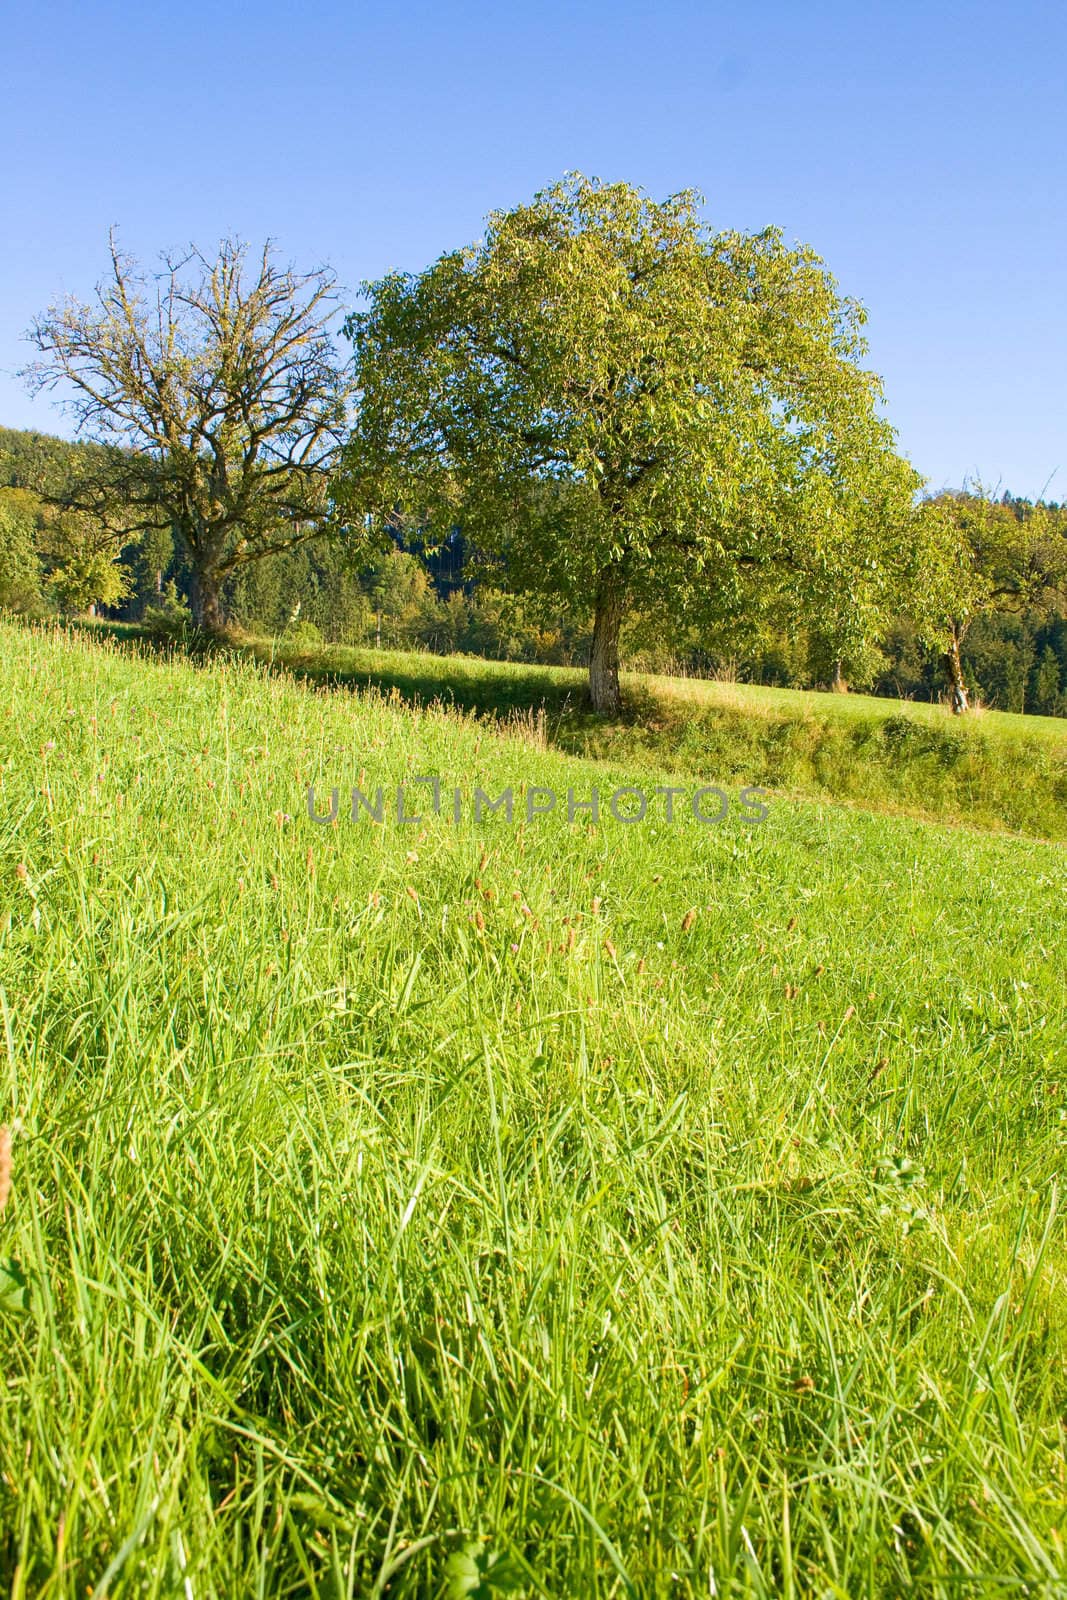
[2,0,1064,498]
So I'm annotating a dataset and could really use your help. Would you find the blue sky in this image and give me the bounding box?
[2,0,1064,497]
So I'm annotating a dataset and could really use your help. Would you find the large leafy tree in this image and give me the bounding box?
[339,174,919,712]
[23,235,353,630]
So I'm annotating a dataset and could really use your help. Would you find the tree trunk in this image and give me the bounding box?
[589,568,626,716]
[944,631,969,714]
[190,563,225,632]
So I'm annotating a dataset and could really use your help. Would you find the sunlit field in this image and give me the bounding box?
[1,621,1065,1596]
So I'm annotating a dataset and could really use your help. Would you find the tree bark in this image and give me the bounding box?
[190,562,225,632]
[944,630,969,714]
[589,568,626,716]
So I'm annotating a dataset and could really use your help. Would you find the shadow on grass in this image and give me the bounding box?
[74,617,672,726]
[68,616,643,727]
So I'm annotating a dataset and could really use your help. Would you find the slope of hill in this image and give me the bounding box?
[248,632,1067,841]
[72,620,1067,840]
[1,620,1064,1596]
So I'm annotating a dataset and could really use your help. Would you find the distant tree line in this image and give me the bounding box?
[3,423,1065,715]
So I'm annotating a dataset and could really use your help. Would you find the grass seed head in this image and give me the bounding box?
[0,1125,11,1215]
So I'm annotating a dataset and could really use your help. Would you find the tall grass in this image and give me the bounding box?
[1,621,1064,1596]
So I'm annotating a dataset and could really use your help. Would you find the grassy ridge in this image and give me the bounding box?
[1,621,1065,1596]
[75,622,1067,840]
[248,636,1067,842]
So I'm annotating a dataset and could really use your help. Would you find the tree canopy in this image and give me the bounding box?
[339,174,920,711]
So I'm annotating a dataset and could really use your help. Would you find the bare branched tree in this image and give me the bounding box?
[23,232,353,628]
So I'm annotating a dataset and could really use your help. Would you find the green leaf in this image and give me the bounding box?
[445,1541,526,1598]
[0,1257,31,1313]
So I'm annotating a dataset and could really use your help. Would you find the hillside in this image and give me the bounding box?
[87,622,1067,840]
[1,620,1064,1595]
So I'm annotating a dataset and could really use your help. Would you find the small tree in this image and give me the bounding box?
[24,234,353,630]
[37,504,133,616]
[340,175,919,713]
[911,491,1067,712]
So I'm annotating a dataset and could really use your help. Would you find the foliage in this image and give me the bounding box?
[36,504,133,615]
[141,579,193,640]
[0,488,43,612]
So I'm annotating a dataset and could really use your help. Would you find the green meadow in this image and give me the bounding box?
[1,620,1065,1597]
